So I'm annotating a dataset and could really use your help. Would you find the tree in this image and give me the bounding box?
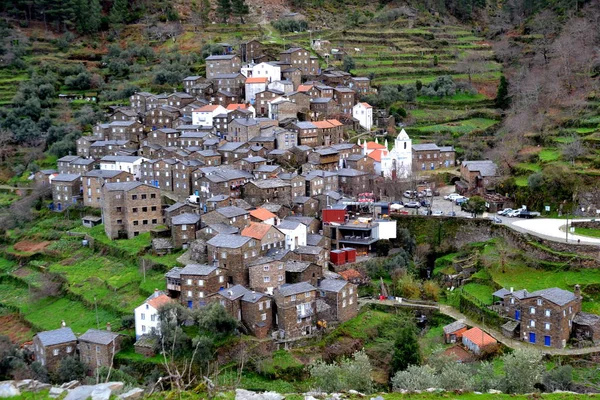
[217,0,232,23]
[195,303,238,339]
[391,324,421,373]
[309,350,373,393]
[109,0,129,26]
[374,239,391,256]
[231,0,249,24]
[543,365,573,392]
[342,56,355,73]
[500,348,544,394]
[461,195,486,217]
[455,51,487,84]
[495,75,510,109]
[56,356,87,383]
[391,365,438,391]
[561,135,586,165]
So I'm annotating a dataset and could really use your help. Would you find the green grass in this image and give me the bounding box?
[416,92,488,104]
[516,163,542,172]
[329,309,399,341]
[515,176,528,187]
[115,345,164,364]
[0,257,16,273]
[259,350,304,375]
[574,227,600,238]
[414,118,498,135]
[462,283,494,305]
[539,148,561,162]
[82,224,152,257]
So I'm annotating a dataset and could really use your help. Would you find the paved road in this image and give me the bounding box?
[501,217,600,245]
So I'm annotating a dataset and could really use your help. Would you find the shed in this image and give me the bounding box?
[330,250,346,266]
[443,321,467,344]
[82,215,102,228]
[343,248,356,263]
[461,327,497,355]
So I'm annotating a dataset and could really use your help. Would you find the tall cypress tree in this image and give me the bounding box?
[391,325,422,373]
[231,0,248,24]
[109,0,128,26]
[87,0,102,33]
[495,75,510,110]
[216,0,231,23]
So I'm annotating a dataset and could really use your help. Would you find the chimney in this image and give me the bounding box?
[106,322,112,332]
[510,287,513,293]
[61,320,66,328]
[575,284,581,298]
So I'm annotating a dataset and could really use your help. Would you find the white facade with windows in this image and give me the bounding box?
[352,102,373,131]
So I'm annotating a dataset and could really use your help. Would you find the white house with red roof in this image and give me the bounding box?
[353,102,373,131]
[245,77,269,103]
[134,289,173,339]
[227,103,256,118]
[192,104,227,127]
[362,129,412,178]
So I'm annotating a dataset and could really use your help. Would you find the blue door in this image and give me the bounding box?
[187,301,193,309]
[544,336,551,346]
[515,310,520,320]
[195,190,199,196]
[529,332,536,343]
[57,203,62,211]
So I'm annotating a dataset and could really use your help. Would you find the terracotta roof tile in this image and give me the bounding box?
[241,222,273,240]
[367,149,386,162]
[462,327,497,348]
[147,294,172,309]
[366,141,385,150]
[339,269,363,280]
[250,208,277,221]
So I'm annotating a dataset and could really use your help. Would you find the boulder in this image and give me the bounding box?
[487,389,502,394]
[91,387,112,400]
[64,386,96,400]
[0,383,20,398]
[49,387,66,398]
[61,380,81,389]
[235,389,284,400]
[15,380,32,389]
[118,388,144,400]
[370,396,384,400]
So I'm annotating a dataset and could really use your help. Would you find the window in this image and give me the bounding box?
[151,193,156,199]
[221,252,227,259]
[182,225,187,231]
[291,295,296,301]
[264,276,270,283]
[263,265,269,271]
[342,300,347,308]
[261,313,267,321]
[199,292,204,298]
[545,309,551,317]
[66,346,72,353]
[530,320,535,327]
[530,307,536,314]
[219,276,225,283]
[537,299,543,306]
[142,325,146,332]
[305,292,310,298]
[116,207,122,212]
[259,302,263,310]
[187,290,192,297]
[510,297,514,304]
[266,301,270,309]
[545,323,550,330]
[151,315,156,322]
[187,279,192,285]
[349,297,353,305]
[141,313,146,320]
[132,195,138,200]
[142,207,148,212]
[142,194,147,199]
[152,219,157,224]
[133,221,139,226]
[569,306,573,314]
[143,220,148,225]
[53,348,60,356]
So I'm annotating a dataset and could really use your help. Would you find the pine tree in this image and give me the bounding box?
[495,75,510,109]
[391,325,422,373]
[231,0,248,23]
[87,0,102,33]
[216,0,231,23]
[109,0,129,26]
[200,0,211,26]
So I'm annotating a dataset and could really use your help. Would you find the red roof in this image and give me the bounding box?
[365,141,385,150]
[147,294,172,310]
[241,222,274,240]
[226,103,250,111]
[367,149,386,162]
[462,327,497,348]
[194,105,221,112]
[246,77,269,84]
[298,84,313,92]
[361,102,373,108]
[326,119,343,127]
[313,120,335,129]
[339,269,363,280]
[250,208,277,221]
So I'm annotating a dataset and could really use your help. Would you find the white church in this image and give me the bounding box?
[362,129,412,179]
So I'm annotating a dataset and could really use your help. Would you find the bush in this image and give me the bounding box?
[391,365,438,391]
[421,76,455,97]
[309,350,373,394]
[56,357,87,383]
[272,19,308,33]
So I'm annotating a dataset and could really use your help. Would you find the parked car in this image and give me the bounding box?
[507,209,522,217]
[432,211,444,216]
[455,197,469,205]
[490,216,502,223]
[447,211,457,217]
[420,200,431,207]
[404,201,421,208]
[497,208,512,216]
[403,190,417,199]
[519,211,541,219]
[444,193,462,201]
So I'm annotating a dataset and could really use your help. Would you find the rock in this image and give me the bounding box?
[118,388,144,400]
[0,383,20,398]
[370,396,384,400]
[15,380,32,389]
[474,392,482,394]
[61,380,80,389]
[91,387,112,400]
[49,387,66,398]
[64,386,96,400]
[101,382,124,392]
[28,382,51,392]
[304,392,326,398]
[487,389,502,394]
[348,390,364,396]
[235,389,284,400]
[305,396,319,400]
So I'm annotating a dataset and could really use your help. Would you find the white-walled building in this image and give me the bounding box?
[376,219,397,240]
[251,62,282,82]
[245,77,269,103]
[268,80,294,95]
[277,219,307,250]
[192,104,227,127]
[134,290,172,339]
[99,155,146,180]
[367,129,412,179]
[353,102,373,131]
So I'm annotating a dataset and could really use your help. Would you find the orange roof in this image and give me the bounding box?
[326,119,343,127]
[195,105,221,112]
[339,269,363,280]
[462,327,497,348]
[313,120,334,129]
[365,141,385,150]
[367,149,386,162]
[241,222,273,240]
[226,103,250,111]
[298,84,313,92]
[147,293,172,309]
[250,208,277,221]
[246,77,269,84]
[361,102,373,108]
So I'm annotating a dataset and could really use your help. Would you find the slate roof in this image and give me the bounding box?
[492,288,511,298]
[306,234,324,246]
[529,287,577,306]
[277,282,316,297]
[207,194,229,202]
[250,179,290,189]
[180,264,218,276]
[165,202,189,213]
[171,213,201,225]
[36,327,77,347]
[319,279,348,293]
[206,54,238,60]
[573,312,600,326]
[277,220,302,231]
[294,121,317,129]
[165,267,182,279]
[285,260,311,273]
[462,160,498,177]
[443,321,467,334]
[207,234,251,248]
[294,245,322,255]
[218,284,249,300]
[266,247,291,260]
[242,290,268,303]
[412,143,440,152]
[52,174,81,182]
[337,168,367,177]
[206,223,239,235]
[79,329,119,345]
[215,206,249,218]
[103,181,145,192]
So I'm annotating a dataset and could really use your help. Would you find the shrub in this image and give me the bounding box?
[56,356,87,383]
[272,19,308,33]
[309,350,373,394]
[391,365,438,391]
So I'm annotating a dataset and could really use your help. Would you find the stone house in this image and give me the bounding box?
[206,195,231,211]
[179,132,213,147]
[164,202,198,226]
[292,196,319,217]
[255,89,285,117]
[57,155,80,173]
[317,279,358,323]
[102,182,161,239]
[201,206,250,230]
[227,118,261,142]
[274,282,317,339]
[168,92,196,108]
[212,90,240,107]
[303,170,339,196]
[146,94,168,110]
[144,128,180,148]
[243,179,292,206]
[89,140,137,159]
[333,87,356,115]
[33,327,77,372]
[111,107,138,122]
[82,170,134,208]
[212,73,246,97]
[462,327,497,355]
[78,329,122,371]
[146,106,181,130]
[412,143,456,171]
[277,173,305,199]
[443,321,468,344]
[130,91,155,113]
[344,154,375,174]
[290,145,312,165]
[205,55,241,79]
[315,120,344,146]
[140,159,175,191]
[249,208,279,225]
[459,160,499,194]
[240,39,263,63]
[108,120,144,143]
[282,68,302,90]
[493,285,582,348]
[337,168,370,197]
[182,76,204,93]
[269,98,298,122]
[171,213,201,249]
[238,156,267,173]
[285,260,321,287]
[253,164,283,180]
[348,77,372,95]
[175,264,227,309]
[207,234,259,285]
[240,290,272,339]
[241,222,285,255]
[310,98,339,121]
[248,257,285,294]
[573,312,600,345]
[76,136,98,158]
[193,169,252,202]
[279,48,319,76]
[291,121,318,147]
[217,142,248,164]
[195,150,222,166]
[292,245,329,269]
[51,174,82,212]
[307,148,340,171]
